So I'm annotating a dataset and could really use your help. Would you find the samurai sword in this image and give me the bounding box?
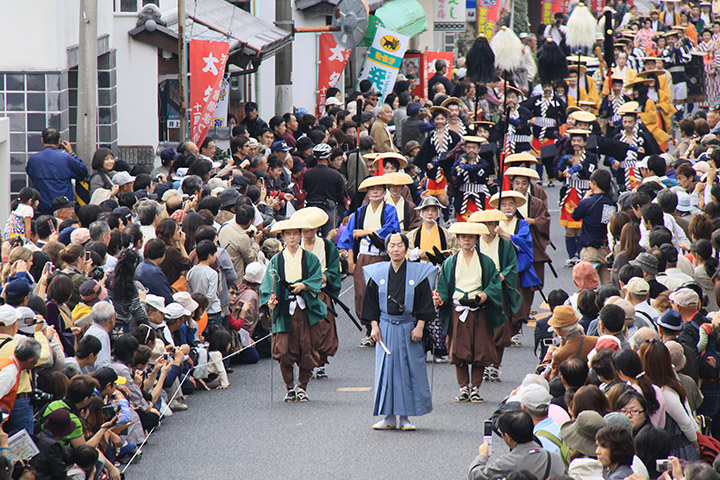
[323,288,363,332]
[547,260,559,279]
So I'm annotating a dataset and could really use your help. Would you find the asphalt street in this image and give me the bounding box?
[125,185,577,480]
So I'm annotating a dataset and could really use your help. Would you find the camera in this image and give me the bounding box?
[101,403,120,422]
[89,266,104,282]
[656,459,671,472]
[31,389,54,408]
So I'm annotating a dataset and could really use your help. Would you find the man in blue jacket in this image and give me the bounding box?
[26,128,88,214]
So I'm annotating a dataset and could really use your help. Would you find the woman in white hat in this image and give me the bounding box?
[259,219,327,403]
[292,207,342,380]
[434,222,504,403]
[488,191,541,348]
[337,175,401,347]
[469,209,522,383]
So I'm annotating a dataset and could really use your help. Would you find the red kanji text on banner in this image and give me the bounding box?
[317,33,351,117]
[189,40,229,146]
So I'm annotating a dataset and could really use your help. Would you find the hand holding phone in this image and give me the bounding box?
[483,420,493,450]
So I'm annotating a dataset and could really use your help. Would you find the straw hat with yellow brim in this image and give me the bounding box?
[610,72,626,82]
[385,171,414,186]
[504,152,539,165]
[505,85,524,97]
[358,175,392,192]
[270,218,306,233]
[441,97,462,108]
[488,190,527,209]
[373,152,408,170]
[567,64,588,75]
[429,106,451,116]
[472,121,495,128]
[565,55,595,64]
[578,100,596,107]
[637,69,665,77]
[570,111,597,123]
[625,78,653,89]
[505,166,541,181]
[566,106,581,114]
[672,25,687,30]
[363,152,380,160]
[448,222,490,236]
[291,207,329,229]
[462,135,487,144]
[642,56,661,61]
[566,128,592,136]
[469,209,508,223]
[614,38,632,44]
[618,101,640,115]
[662,29,681,37]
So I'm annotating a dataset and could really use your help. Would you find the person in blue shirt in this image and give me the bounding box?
[135,239,174,306]
[25,128,88,214]
[571,169,617,285]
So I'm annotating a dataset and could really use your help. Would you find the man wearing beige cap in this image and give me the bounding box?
[542,305,598,379]
[623,277,659,323]
[672,288,710,382]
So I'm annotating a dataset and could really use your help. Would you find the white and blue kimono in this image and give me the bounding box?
[362,260,438,417]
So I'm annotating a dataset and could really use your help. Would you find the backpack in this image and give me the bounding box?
[698,433,720,464]
[536,430,572,467]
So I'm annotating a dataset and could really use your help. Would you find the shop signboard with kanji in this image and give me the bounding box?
[435,0,466,31]
[355,27,409,103]
[188,40,229,145]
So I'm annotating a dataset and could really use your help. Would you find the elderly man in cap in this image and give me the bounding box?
[542,305,598,379]
[671,288,713,382]
[469,410,565,480]
[629,252,666,299]
[51,196,75,222]
[0,336,42,416]
[338,175,401,347]
[624,277,660,323]
[517,383,565,459]
[0,305,51,434]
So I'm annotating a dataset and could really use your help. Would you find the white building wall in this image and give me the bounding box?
[112,15,159,148]
[415,0,438,51]
[0,0,114,71]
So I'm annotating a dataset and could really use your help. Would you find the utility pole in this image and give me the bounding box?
[275,0,293,115]
[77,0,97,167]
[178,0,188,143]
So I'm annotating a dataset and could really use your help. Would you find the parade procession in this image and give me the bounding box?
[9,0,720,478]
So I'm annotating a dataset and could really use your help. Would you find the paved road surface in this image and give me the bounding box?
[125,185,577,480]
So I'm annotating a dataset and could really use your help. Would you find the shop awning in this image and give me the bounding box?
[360,0,427,46]
[296,0,386,17]
[129,0,292,74]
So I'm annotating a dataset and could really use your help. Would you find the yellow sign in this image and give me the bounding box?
[381,35,401,52]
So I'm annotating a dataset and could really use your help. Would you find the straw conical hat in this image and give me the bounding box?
[468,210,507,223]
[358,175,391,192]
[270,219,305,233]
[505,166,541,180]
[291,207,329,229]
[504,152,539,165]
[449,222,490,236]
[373,152,408,170]
[488,190,527,209]
[385,171,414,185]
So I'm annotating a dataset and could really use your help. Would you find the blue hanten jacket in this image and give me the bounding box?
[26,146,88,213]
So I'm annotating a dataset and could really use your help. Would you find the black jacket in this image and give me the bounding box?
[30,430,71,480]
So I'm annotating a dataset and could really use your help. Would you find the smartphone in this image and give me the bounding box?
[483,420,493,449]
[101,404,118,422]
[43,262,54,275]
[85,251,91,262]
[163,352,171,362]
[260,177,265,189]
[656,459,671,472]
[48,220,56,235]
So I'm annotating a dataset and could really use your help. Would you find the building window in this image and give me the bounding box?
[443,32,457,52]
[115,0,158,13]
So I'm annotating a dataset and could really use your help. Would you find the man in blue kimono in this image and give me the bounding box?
[361,233,437,431]
[338,175,401,347]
